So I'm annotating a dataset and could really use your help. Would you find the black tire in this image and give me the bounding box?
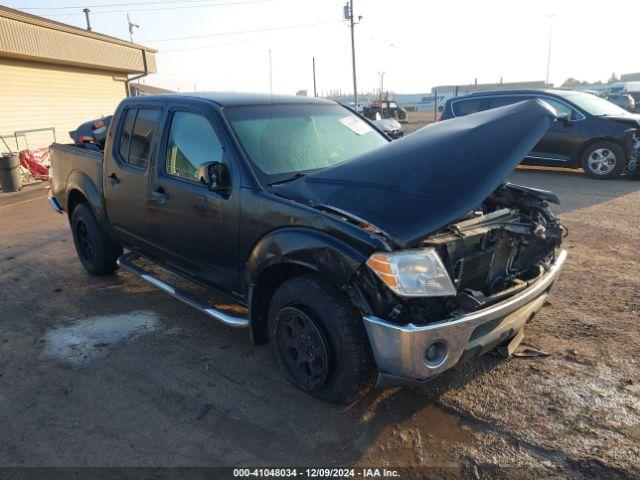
[268,274,376,405]
[70,203,121,275]
[580,141,626,179]
[624,155,640,179]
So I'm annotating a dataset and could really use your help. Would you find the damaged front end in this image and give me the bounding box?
[358,184,567,385]
[277,99,569,385]
[422,183,566,315]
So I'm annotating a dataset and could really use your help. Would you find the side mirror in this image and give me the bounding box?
[199,160,230,195]
[556,113,572,126]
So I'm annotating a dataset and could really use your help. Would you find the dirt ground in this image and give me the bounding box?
[0,164,638,477]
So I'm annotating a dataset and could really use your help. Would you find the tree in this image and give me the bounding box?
[608,73,619,83]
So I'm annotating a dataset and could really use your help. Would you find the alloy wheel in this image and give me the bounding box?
[587,148,617,175]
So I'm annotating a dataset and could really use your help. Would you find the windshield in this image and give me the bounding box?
[224,103,388,184]
[560,91,630,116]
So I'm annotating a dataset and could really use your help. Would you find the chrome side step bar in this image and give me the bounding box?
[116,252,249,329]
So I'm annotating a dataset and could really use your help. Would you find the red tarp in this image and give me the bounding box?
[19,148,50,181]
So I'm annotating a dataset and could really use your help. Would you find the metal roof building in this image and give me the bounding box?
[0,6,157,151]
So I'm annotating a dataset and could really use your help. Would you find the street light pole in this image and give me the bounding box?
[378,71,385,103]
[546,14,557,85]
[312,57,317,97]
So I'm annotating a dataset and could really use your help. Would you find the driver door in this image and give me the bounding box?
[148,104,240,293]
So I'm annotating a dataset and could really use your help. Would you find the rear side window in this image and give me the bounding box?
[117,107,160,169]
[487,96,520,109]
[452,98,483,116]
[118,109,136,161]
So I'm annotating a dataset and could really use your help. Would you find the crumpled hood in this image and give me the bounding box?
[277,99,556,248]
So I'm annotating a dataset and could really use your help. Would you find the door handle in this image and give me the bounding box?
[108,173,120,186]
[150,187,169,205]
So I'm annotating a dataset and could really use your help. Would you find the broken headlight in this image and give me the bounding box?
[366,248,456,297]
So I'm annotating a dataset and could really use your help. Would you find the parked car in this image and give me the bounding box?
[439,89,640,179]
[49,94,566,404]
[371,115,404,139]
[605,93,636,112]
[363,100,408,121]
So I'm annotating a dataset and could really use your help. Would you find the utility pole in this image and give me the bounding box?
[378,71,385,102]
[344,1,361,107]
[546,14,557,85]
[312,57,317,97]
[83,8,92,31]
[127,13,139,43]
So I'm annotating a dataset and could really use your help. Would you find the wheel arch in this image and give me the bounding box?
[245,227,371,346]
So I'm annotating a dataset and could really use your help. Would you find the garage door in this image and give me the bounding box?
[0,57,127,151]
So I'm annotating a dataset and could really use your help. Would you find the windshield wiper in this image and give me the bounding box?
[267,172,307,186]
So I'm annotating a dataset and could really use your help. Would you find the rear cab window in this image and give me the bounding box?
[116,106,161,169]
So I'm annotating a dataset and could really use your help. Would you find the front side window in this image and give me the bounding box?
[558,91,629,116]
[224,104,388,185]
[540,98,578,120]
[117,107,160,169]
[165,111,224,182]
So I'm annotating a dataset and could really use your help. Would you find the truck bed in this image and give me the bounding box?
[49,143,103,212]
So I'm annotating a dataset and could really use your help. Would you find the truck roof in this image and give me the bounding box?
[127,91,336,107]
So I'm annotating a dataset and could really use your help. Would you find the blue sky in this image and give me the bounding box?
[5,0,639,94]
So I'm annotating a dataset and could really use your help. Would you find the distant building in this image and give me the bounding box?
[130,84,175,97]
[0,6,157,151]
[620,72,640,82]
[431,80,552,97]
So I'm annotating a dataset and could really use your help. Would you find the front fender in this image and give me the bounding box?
[244,227,372,345]
[245,227,367,290]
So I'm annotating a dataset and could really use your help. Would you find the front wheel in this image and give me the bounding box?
[624,154,640,179]
[268,274,376,405]
[581,141,626,179]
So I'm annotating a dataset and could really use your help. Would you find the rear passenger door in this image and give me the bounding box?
[104,104,161,251]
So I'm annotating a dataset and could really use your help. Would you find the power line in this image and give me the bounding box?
[160,36,265,53]
[142,19,342,43]
[14,0,263,10]
[19,0,275,17]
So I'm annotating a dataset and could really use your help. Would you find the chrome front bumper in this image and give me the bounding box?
[363,249,567,385]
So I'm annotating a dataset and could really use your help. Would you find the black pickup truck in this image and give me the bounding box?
[49,93,567,404]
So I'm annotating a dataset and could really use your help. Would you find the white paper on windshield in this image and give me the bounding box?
[340,115,373,135]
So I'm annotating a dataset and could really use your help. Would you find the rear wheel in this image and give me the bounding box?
[268,274,376,405]
[71,203,121,275]
[581,141,626,179]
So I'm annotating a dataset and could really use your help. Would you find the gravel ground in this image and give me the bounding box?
[0,165,638,478]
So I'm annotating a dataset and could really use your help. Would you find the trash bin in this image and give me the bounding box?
[0,153,22,193]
